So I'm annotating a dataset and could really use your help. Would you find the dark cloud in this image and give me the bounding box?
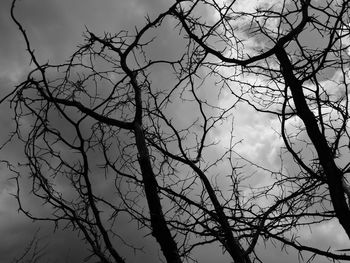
[0,0,172,81]
[0,1,172,262]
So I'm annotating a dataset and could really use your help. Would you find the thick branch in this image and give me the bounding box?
[276,46,350,239]
[132,74,182,263]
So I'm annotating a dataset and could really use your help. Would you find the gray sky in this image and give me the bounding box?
[0,1,174,262]
[1,0,350,262]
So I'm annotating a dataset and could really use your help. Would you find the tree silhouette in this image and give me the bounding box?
[4,0,350,262]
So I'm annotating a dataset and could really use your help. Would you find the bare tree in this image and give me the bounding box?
[4,0,350,262]
[172,0,350,256]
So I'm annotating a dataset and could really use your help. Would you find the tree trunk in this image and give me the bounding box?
[276,47,350,239]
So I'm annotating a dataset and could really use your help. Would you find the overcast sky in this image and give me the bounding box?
[1,0,350,262]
